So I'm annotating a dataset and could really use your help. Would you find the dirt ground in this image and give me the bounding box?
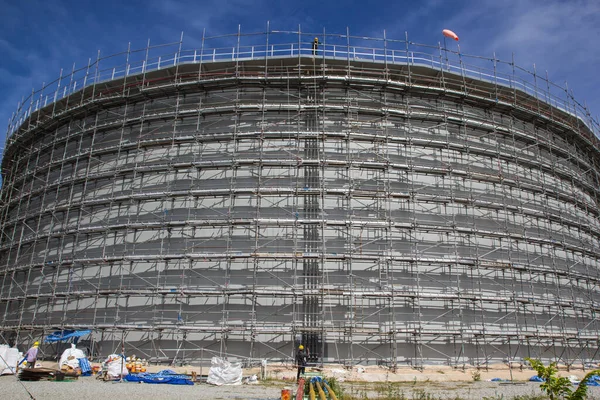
[6,361,600,400]
[269,364,596,383]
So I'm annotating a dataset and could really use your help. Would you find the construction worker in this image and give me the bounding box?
[312,37,320,56]
[295,344,308,382]
[21,341,39,369]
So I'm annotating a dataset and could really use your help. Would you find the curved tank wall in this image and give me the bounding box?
[1,31,600,367]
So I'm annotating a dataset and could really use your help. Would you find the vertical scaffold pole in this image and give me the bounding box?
[122,42,130,95]
[37,82,45,125]
[51,69,63,118]
[321,26,326,75]
[346,27,351,78]
[65,62,75,110]
[91,50,101,101]
[493,52,498,102]
[120,330,125,383]
[405,32,411,87]
[199,28,206,79]
[26,88,35,132]
[533,63,540,115]
[81,57,91,106]
[235,24,241,77]
[383,29,388,81]
[298,24,302,78]
[545,70,554,121]
[264,21,270,78]
[142,38,150,88]
[437,42,445,92]
[320,28,326,370]
[457,43,467,95]
[569,87,582,134]
[511,52,516,105]
[175,31,184,83]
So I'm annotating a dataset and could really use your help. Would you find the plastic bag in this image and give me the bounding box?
[206,357,242,385]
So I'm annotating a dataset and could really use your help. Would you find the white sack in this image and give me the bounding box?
[59,344,86,369]
[0,345,20,375]
[104,354,129,378]
[206,356,242,385]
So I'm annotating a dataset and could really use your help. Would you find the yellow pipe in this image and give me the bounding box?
[309,382,316,400]
[315,381,327,400]
[323,382,338,400]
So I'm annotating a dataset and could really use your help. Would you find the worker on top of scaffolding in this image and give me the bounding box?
[312,37,320,56]
[296,344,308,382]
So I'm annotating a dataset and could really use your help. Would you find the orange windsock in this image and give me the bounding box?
[442,29,459,41]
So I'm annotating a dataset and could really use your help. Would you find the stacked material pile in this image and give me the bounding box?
[18,368,66,381]
[125,355,147,373]
[59,344,88,376]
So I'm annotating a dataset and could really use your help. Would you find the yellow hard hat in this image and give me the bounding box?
[33,341,39,346]
[314,37,318,41]
[299,345,304,350]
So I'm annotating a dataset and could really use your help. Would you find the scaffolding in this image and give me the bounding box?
[1,26,600,369]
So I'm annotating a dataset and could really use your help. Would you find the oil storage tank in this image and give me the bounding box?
[1,28,600,368]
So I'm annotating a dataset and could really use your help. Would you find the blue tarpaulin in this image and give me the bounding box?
[124,369,194,385]
[45,330,92,343]
[529,375,545,382]
[587,375,600,386]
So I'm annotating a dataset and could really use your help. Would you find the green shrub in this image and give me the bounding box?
[525,357,600,400]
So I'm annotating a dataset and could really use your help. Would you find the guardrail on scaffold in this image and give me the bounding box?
[5,27,599,141]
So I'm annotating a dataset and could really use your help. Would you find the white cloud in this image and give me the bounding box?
[486,0,600,71]
[436,0,600,120]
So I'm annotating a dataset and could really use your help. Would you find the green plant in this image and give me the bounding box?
[525,357,600,400]
[569,369,600,400]
[526,357,571,400]
[471,369,481,382]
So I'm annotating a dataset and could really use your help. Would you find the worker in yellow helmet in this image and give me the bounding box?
[295,344,308,382]
[312,37,320,56]
[20,341,40,369]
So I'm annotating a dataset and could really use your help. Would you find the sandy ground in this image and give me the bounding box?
[2,362,599,399]
[244,362,599,383]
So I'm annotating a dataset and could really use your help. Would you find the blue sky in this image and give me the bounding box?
[1,0,599,148]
